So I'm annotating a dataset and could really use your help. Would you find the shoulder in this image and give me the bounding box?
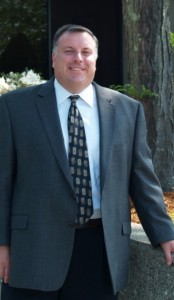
[0,78,54,105]
[93,81,141,109]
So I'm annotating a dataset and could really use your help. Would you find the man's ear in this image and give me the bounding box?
[52,52,57,68]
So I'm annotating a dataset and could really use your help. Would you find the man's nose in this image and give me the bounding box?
[74,52,83,61]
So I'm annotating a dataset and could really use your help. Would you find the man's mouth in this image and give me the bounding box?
[70,67,84,71]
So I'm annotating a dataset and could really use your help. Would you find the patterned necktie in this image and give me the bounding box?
[68,95,93,225]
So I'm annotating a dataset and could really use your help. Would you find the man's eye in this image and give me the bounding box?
[82,51,90,56]
[65,50,74,54]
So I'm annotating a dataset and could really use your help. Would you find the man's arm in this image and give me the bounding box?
[129,103,174,247]
[0,97,15,283]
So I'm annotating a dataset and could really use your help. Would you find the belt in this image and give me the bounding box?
[75,218,102,229]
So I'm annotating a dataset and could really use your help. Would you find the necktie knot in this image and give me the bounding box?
[69,95,80,104]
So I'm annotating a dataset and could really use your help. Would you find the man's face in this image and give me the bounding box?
[52,31,97,93]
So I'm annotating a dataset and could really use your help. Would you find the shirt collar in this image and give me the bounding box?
[54,78,95,107]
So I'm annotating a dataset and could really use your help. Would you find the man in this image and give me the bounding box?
[0,24,174,300]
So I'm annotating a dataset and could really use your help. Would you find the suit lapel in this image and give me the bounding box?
[35,80,117,193]
[35,79,74,190]
[94,83,115,193]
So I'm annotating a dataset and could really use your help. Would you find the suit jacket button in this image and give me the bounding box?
[72,193,76,200]
[68,222,76,228]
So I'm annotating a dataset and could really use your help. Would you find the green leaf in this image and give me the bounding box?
[110,83,158,101]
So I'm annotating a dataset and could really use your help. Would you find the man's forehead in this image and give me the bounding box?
[59,31,95,44]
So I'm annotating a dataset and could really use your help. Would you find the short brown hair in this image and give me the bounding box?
[52,24,98,56]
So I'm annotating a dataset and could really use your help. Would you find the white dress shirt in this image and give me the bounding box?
[54,79,101,218]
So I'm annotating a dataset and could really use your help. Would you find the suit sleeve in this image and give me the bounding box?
[129,103,174,246]
[0,96,16,245]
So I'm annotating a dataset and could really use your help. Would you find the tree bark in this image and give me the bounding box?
[122,0,174,190]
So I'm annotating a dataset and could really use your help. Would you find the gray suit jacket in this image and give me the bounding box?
[0,78,174,294]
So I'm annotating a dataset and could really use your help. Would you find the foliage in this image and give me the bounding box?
[110,83,158,101]
[170,32,174,49]
[0,69,46,95]
[0,1,47,57]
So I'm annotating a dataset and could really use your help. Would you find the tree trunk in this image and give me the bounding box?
[122,0,174,191]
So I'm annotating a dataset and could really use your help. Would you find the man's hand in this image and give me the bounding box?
[0,246,10,283]
[160,240,174,266]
